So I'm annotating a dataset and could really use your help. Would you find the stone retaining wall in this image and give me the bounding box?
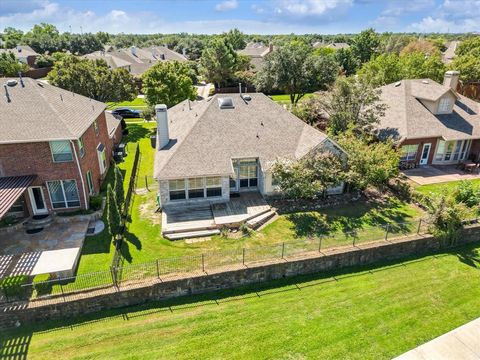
[1,225,479,330]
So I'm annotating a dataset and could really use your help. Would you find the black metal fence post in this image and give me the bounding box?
[110,266,117,287]
[318,236,322,252]
[417,219,422,234]
[242,248,246,266]
[145,175,149,191]
[385,224,390,241]
[281,242,285,259]
[202,254,205,272]
[156,259,160,278]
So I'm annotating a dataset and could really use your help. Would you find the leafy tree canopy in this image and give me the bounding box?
[334,48,358,76]
[351,28,380,64]
[0,52,28,76]
[200,37,241,87]
[1,27,24,49]
[449,54,480,83]
[142,60,197,108]
[47,55,137,102]
[456,37,480,56]
[225,28,246,50]
[400,39,440,56]
[255,41,338,104]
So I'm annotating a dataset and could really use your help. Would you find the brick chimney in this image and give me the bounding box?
[443,70,460,92]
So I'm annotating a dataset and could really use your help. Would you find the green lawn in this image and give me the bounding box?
[270,93,315,105]
[2,243,479,359]
[415,179,480,197]
[106,97,148,109]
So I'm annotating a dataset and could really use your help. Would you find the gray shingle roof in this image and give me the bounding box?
[0,77,106,144]
[154,93,330,179]
[105,113,121,138]
[377,79,480,142]
[0,46,39,58]
[84,46,187,76]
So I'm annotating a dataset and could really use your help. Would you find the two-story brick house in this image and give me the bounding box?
[0,77,122,220]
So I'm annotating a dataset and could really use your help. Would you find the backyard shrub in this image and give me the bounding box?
[0,215,17,227]
[453,181,480,208]
[0,275,29,298]
[240,223,253,237]
[220,226,229,238]
[89,195,103,211]
[33,274,52,296]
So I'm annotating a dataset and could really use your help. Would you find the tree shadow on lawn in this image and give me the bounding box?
[456,246,480,269]
[119,230,142,264]
[286,197,416,239]
[124,124,151,143]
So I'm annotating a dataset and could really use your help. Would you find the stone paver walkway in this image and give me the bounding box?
[394,318,480,359]
[403,165,480,185]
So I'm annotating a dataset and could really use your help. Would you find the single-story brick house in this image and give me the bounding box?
[153,92,346,208]
[0,77,122,220]
[376,71,480,167]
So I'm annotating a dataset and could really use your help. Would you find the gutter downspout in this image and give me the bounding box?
[70,140,89,210]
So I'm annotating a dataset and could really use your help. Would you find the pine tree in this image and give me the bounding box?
[114,165,125,211]
[106,184,121,242]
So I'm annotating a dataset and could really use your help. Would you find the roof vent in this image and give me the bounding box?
[422,80,429,84]
[6,79,17,87]
[218,97,234,109]
[394,82,401,87]
[242,94,252,101]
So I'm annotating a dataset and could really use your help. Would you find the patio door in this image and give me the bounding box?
[28,186,48,215]
[420,143,431,165]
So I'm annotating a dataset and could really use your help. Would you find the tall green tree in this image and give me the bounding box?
[319,76,387,137]
[2,27,24,49]
[0,52,28,76]
[450,54,480,83]
[399,51,446,83]
[456,37,480,56]
[47,55,137,102]
[200,37,239,87]
[351,28,380,64]
[225,28,246,50]
[334,48,358,75]
[357,53,402,87]
[142,61,196,108]
[114,165,125,212]
[106,184,122,242]
[256,42,338,105]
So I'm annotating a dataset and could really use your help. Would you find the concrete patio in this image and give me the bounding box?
[403,165,480,185]
[161,192,275,240]
[0,219,89,278]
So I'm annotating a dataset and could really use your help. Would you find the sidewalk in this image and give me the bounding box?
[394,318,480,359]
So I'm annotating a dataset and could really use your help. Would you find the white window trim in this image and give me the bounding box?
[438,98,451,113]
[168,177,223,201]
[97,143,107,175]
[86,171,94,195]
[49,140,73,163]
[78,136,85,158]
[46,179,81,209]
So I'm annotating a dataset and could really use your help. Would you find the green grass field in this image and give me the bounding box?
[415,179,480,197]
[106,97,148,109]
[2,243,479,359]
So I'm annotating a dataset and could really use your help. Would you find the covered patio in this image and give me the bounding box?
[403,165,480,185]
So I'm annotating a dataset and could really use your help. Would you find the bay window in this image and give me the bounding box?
[50,140,73,162]
[47,180,80,209]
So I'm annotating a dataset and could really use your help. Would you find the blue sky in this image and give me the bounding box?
[0,0,478,34]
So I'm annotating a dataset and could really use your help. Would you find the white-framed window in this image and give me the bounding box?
[438,97,451,112]
[169,179,186,200]
[206,177,222,197]
[97,143,107,174]
[50,140,73,162]
[237,159,258,188]
[400,144,418,162]
[436,140,471,162]
[86,170,94,195]
[47,180,80,209]
[78,136,85,158]
[93,120,99,136]
[188,178,204,199]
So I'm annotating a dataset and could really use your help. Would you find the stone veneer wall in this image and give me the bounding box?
[1,225,479,330]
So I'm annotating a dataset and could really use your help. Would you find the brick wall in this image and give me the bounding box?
[401,137,439,165]
[1,225,479,330]
[0,112,114,214]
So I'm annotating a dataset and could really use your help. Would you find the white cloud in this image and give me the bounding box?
[215,0,239,12]
[407,0,480,32]
[273,0,353,19]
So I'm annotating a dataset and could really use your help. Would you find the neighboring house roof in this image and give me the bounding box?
[84,46,187,76]
[106,113,122,138]
[0,46,39,58]
[442,41,460,64]
[0,77,106,144]
[237,43,275,73]
[377,79,480,142]
[313,42,350,49]
[154,93,335,180]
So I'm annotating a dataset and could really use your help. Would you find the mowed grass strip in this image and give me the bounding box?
[3,244,479,360]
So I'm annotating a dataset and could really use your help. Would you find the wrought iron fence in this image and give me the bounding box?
[0,218,442,305]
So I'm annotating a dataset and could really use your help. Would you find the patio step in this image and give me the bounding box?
[24,214,54,230]
[246,210,276,230]
[164,229,221,240]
